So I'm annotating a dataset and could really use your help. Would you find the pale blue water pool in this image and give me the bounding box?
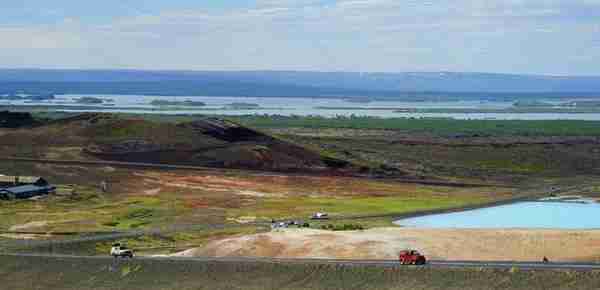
[394,201,600,229]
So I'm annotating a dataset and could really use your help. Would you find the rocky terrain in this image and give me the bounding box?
[0,113,354,173]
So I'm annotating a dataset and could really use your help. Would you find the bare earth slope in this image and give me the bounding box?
[182,228,600,262]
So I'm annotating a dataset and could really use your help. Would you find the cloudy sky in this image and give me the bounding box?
[1,0,599,75]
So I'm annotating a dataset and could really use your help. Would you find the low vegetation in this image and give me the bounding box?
[320,223,365,231]
[231,194,496,221]
[0,189,190,233]
[228,115,600,137]
[3,254,600,290]
[28,112,600,137]
[2,111,598,262]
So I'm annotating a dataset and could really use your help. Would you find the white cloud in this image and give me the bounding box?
[0,1,599,74]
[0,26,83,50]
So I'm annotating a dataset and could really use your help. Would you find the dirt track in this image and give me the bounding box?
[178,228,600,262]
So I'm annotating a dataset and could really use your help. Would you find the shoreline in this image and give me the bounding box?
[326,192,540,223]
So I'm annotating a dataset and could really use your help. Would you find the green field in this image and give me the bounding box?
[227,115,600,137]
[231,194,494,220]
[30,112,600,137]
[0,189,191,233]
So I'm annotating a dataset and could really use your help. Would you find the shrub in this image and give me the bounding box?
[102,221,119,227]
[320,223,364,231]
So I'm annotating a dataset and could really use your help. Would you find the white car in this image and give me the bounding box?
[110,243,134,258]
[311,212,329,220]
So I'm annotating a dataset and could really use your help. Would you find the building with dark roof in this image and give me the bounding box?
[0,176,49,187]
[0,185,56,200]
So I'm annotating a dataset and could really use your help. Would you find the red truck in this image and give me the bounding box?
[398,250,427,265]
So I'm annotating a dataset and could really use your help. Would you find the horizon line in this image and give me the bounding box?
[1,67,600,78]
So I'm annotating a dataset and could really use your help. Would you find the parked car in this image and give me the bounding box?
[110,243,134,258]
[271,222,289,229]
[311,212,329,220]
[398,250,426,265]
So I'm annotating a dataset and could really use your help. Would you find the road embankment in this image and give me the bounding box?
[2,254,600,290]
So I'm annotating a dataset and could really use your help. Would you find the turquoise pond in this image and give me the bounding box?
[394,201,600,229]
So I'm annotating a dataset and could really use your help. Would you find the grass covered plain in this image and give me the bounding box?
[0,189,191,233]
[32,112,600,137]
[227,115,600,137]
[231,194,495,220]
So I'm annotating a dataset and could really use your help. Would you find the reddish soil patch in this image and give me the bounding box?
[184,199,211,209]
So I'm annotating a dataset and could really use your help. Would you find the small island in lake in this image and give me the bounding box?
[224,102,260,109]
[150,100,206,107]
[343,97,374,104]
[75,97,105,104]
[1,94,55,101]
[0,95,23,100]
[512,100,553,107]
[560,101,600,107]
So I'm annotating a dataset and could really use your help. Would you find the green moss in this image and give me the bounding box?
[232,195,492,220]
[229,115,600,137]
[0,187,191,232]
[474,159,547,173]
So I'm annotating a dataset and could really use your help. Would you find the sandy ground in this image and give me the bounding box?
[135,172,284,197]
[175,228,600,262]
[9,221,48,231]
[0,233,52,239]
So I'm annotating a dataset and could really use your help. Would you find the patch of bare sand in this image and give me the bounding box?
[0,233,51,240]
[226,216,257,224]
[236,190,283,198]
[136,172,258,193]
[143,188,162,196]
[100,166,116,172]
[176,228,600,262]
[9,221,48,231]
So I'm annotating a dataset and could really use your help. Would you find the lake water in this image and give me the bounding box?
[2,94,600,120]
[394,201,600,229]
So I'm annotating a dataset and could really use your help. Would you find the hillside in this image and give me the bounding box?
[2,255,600,290]
[0,113,352,173]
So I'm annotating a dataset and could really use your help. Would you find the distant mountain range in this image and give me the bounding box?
[1,69,600,100]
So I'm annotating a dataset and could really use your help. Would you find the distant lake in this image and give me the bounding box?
[3,94,600,120]
[394,201,600,229]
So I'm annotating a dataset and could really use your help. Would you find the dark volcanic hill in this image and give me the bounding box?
[0,111,40,128]
[0,113,352,173]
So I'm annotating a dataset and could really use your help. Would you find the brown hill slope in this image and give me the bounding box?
[0,113,352,173]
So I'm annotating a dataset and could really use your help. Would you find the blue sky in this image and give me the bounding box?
[1,0,599,75]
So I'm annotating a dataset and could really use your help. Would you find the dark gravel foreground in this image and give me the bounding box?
[2,255,600,290]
